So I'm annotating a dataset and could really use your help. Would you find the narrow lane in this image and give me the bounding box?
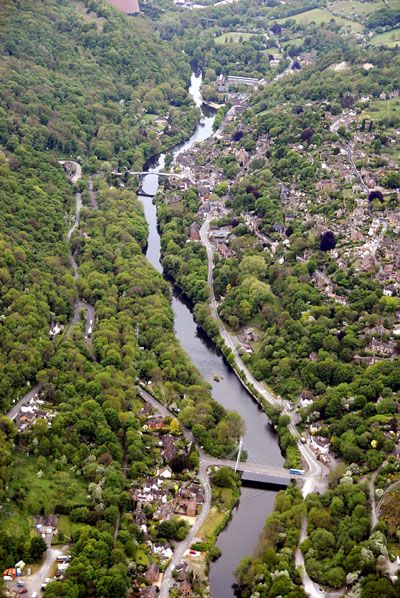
[7,163,95,417]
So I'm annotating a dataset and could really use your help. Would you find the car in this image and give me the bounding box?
[19,589,28,595]
[17,581,25,587]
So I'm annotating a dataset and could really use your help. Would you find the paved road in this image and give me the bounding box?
[345,143,369,193]
[203,457,311,480]
[200,216,329,496]
[63,165,95,348]
[160,461,211,598]
[112,169,183,178]
[369,467,381,529]
[295,517,326,598]
[29,547,63,595]
[6,163,95,419]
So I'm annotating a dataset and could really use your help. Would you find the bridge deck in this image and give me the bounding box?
[242,472,290,487]
[204,458,310,480]
[112,170,183,178]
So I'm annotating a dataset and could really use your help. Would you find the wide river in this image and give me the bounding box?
[139,73,284,598]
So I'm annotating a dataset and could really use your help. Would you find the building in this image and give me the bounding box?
[227,75,260,87]
[108,0,140,15]
[310,435,331,455]
[189,222,201,241]
[144,564,159,584]
[186,500,197,517]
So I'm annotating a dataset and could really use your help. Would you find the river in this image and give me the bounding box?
[138,72,284,598]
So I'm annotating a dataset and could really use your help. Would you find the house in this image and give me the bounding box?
[160,434,177,462]
[108,0,140,15]
[158,466,172,480]
[186,500,197,517]
[174,562,188,582]
[144,564,159,584]
[138,401,153,417]
[227,75,260,88]
[310,435,331,455]
[189,222,200,241]
[154,502,174,522]
[299,390,314,408]
[180,580,193,595]
[216,74,228,93]
[135,509,147,527]
[49,322,61,337]
[217,242,234,259]
[152,543,173,561]
[139,587,157,598]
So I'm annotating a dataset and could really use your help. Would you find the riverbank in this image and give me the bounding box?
[138,71,290,597]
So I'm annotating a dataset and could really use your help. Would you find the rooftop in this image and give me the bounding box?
[108,0,140,14]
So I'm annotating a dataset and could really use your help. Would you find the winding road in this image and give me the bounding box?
[199,216,329,496]
[199,215,331,597]
[295,517,325,598]
[7,162,95,416]
[160,461,211,598]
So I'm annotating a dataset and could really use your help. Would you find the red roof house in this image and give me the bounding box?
[108,0,140,15]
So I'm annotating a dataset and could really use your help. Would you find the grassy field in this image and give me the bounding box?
[371,27,400,47]
[198,506,226,539]
[215,32,254,44]
[274,8,364,32]
[3,454,89,517]
[361,98,400,120]
[198,484,234,540]
[57,516,90,542]
[331,0,385,17]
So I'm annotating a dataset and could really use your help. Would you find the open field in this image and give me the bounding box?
[371,27,400,47]
[198,506,226,539]
[57,516,90,541]
[215,32,254,44]
[330,1,385,17]
[1,454,89,523]
[274,8,364,32]
[361,98,400,120]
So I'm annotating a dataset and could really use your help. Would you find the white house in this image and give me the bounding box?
[310,435,331,455]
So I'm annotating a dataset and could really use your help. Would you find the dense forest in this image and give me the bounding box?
[1,0,400,596]
[0,0,198,415]
[0,0,242,593]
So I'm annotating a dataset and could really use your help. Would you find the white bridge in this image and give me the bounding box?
[112,170,184,179]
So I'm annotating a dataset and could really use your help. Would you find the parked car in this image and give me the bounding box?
[19,590,28,595]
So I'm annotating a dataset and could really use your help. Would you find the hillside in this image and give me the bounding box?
[0,0,197,415]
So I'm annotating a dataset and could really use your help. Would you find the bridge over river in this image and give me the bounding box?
[112,170,184,179]
[203,457,310,483]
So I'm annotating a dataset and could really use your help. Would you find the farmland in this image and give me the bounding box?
[214,32,254,44]
[371,27,400,47]
[330,0,386,17]
[274,7,364,32]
